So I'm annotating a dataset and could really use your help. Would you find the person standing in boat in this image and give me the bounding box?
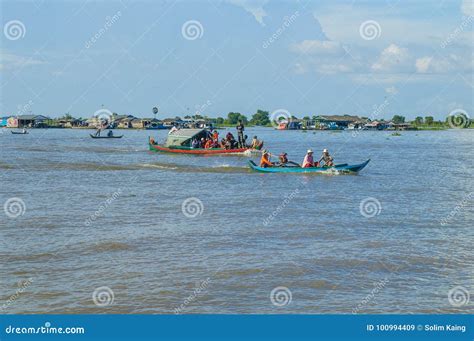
[302,149,316,168]
[95,127,101,137]
[236,119,245,148]
[319,149,334,167]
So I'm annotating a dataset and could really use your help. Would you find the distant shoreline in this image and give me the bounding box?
[2,126,472,131]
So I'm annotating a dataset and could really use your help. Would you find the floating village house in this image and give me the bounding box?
[15,115,50,128]
[313,115,364,129]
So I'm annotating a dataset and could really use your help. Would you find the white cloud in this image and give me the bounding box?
[415,57,432,73]
[289,39,356,74]
[371,44,411,72]
[228,0,268,26]
[290,40,347,55]
[415,56,456,73]
[385,86,398,95]
[461,0,474,16]
[314,4,458,48]
[0,51,45,71]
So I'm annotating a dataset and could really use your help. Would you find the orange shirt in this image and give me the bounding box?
[204,140,212,149]
[260,154,272,167]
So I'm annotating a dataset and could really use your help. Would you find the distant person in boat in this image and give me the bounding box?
[94,127,101,137]
[200,138,206,148]
[150,137,156,145]
[259,150,273,168]
[22,128,27,133]
[107,130,113,137]
[191,138,199,149]
[212,130,219,141]
[319,149,334,167]
[226,132,237,148]
[302,149,316,168]
[250,136,263,150]
[236,119,245,148]
[204,138,213,149]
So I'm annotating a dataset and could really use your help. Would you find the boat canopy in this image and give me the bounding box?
[164,128,209,147]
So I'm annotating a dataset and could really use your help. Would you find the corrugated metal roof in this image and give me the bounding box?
[168,129,204,138]
[18,115,49,120]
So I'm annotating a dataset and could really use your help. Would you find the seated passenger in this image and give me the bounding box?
[107,130,113,137]
[319,149,334,167]
[278,153,289,166]
[259,150,273,168]
[302,149,316,168]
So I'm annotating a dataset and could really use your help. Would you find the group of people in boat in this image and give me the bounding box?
[189,131,263,150]
[260,149,334,168]
[157,119,263,150]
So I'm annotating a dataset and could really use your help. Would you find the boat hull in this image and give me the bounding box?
[149,143,250,155]
[11,131,28,134]
[248,159,370,173]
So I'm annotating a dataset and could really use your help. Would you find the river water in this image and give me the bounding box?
[0,127,472,314]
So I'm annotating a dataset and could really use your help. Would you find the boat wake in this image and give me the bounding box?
[139,162,247,173]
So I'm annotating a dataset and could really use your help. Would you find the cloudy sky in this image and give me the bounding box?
[1,0,473,119]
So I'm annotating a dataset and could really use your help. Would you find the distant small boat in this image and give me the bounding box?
[11,130,28,134]
[90,134,123,139]
[248,159,370,174]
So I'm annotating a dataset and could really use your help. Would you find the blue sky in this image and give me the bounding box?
[0,0,473,120]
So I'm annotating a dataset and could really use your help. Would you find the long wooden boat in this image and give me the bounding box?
[248,159,370,173]
[149,128,258,155]
[149,142,249,155]
[11,131,28,134]
[90,134,123,139]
